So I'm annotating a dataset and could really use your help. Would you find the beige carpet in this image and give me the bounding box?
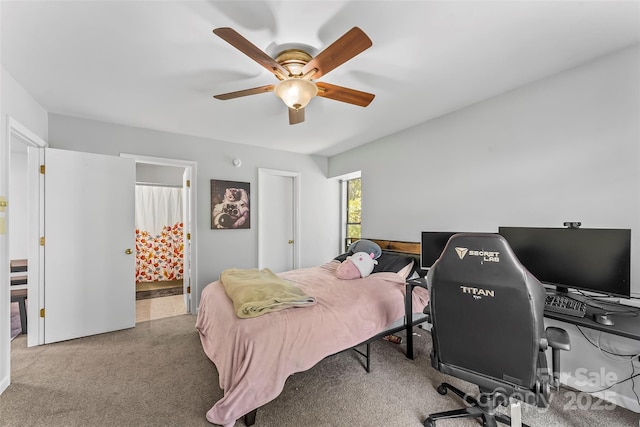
[2,317,639,427]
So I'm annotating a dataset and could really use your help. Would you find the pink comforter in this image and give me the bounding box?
[195,261,430,427]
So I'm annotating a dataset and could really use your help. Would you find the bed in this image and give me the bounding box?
[195,239,430,427]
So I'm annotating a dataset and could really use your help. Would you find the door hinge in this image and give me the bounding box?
[40,165,45,174]
[40,236,45,246]
[186,180,190,188]
[40,308,45,318]
[187,286,191,294]
[187,233,191,240]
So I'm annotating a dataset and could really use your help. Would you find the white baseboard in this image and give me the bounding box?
[0,373,9,395]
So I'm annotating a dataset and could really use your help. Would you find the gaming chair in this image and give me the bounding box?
[423,233,570,427]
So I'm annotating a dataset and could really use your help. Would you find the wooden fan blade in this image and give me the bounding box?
[301,27,372,79]
[289,107,305,125]
[213,27,289,78]
[213,84,275,100]
[316,82,375,107]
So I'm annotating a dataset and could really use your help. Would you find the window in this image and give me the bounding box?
[344,177,361,250]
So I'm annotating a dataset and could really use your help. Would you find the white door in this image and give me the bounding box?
[258,170,297,272]
[44,148,135,344]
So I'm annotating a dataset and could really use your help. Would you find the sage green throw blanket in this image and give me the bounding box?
[220,268,317,318]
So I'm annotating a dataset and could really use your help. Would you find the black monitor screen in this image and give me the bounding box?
[498,227,631,298]
[421,232,458,270]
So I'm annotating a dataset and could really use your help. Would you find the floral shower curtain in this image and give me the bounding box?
[135,185,184,283]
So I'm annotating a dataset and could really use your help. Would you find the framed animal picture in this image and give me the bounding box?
[210,180,251,229]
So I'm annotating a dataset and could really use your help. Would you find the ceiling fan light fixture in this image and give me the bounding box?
[274,78,318,110]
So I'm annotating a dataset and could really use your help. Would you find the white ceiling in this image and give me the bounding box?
[2,1,639,157]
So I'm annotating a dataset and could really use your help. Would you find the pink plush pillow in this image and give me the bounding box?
[336,252,378,279]
[336,259,361,279]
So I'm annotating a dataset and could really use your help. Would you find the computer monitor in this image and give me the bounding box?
[420,231,458,270]
[498,227,631,298]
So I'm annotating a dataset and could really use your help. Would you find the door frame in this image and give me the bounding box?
[1,117,48,394]
[257,168,300,270]
[120,153,198,314]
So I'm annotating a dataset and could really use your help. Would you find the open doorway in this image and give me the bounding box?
[135,164,185,322]
[5,118,46,349]
[2,117,47,394]
[8,134,29,342]
[121,154,197,322]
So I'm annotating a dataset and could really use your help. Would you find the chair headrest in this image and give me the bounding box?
[431,233,530,285]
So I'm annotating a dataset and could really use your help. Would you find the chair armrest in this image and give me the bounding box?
[546,326,571,351]
[423,305,431,323]
[407,277,428,291]
[405,277,429,324]
[545,326,571,390]
[404,277,429,360]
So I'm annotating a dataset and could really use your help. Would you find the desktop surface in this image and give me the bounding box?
[407,277,640,341]
[543,290,640,340]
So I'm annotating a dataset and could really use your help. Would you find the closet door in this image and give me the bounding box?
[43,148,135,344]
[259,170,296,272]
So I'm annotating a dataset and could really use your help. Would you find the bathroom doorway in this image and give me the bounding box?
[123,154,197,322]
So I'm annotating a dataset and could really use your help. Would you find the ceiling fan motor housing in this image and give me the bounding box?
[275,49,313,78]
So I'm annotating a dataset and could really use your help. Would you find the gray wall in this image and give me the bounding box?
[330,45,640,296]
[136,163,184,186]
[47,115,341,303]
[1,66,48,142]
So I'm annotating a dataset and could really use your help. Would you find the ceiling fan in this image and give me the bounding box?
[212,26,375,125]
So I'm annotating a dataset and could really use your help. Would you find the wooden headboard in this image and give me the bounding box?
[365,239,420,256]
